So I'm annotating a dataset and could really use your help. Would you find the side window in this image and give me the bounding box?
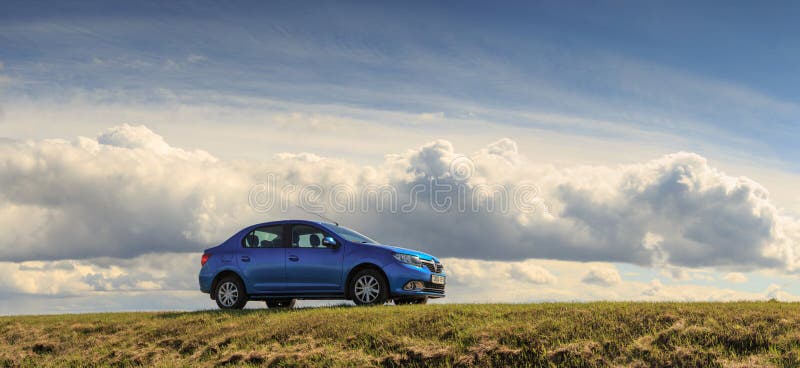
[242,225,284,248]
[291,225,329,248]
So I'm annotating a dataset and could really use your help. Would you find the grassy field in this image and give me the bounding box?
[2,302,800,367]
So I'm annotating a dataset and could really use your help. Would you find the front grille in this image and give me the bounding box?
[423,282,445,294]
[421,260,444,273]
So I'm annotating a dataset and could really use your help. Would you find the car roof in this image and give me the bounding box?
[248,219,336,229]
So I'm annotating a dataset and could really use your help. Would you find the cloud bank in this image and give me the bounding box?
[0,124,798,276]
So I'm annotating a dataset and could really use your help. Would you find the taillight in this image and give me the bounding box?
[201,253,211,266]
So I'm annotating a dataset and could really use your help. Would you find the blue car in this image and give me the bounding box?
[199,220,445,309]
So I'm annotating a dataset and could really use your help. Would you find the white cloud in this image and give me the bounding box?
[764,284,798,301]
[440,258,798,303]
[658,267,715,282]
[2,253,797,314]
[509,263,557,285]
[417,112,445,121]
[443,258,556,287]
[581,266,622,286]
[382,141,800,271]
[0,124,798,278]
[0,125,251,260]
[724,272,748,283]
[0,252,199,297]
[660,267,689,281]
[642,279,663,296]
[96,124,173,155]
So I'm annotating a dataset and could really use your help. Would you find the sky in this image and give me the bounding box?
[1,0,800,314]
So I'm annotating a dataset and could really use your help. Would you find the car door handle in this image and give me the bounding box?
[240,256,250,262]
[288,255,299,262]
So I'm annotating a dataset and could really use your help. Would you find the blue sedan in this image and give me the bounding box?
[199,220,445,309]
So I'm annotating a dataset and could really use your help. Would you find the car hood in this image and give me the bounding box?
[365,243,439,262]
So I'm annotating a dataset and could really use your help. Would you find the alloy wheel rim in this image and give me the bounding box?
[354,275,380,303]
[218,281,239,307]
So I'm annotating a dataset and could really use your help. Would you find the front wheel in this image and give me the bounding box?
[350,269,389,306]
[214,276,248,310]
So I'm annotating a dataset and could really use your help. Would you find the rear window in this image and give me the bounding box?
[242,225,284,248]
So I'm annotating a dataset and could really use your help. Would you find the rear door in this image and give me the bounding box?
[285,224,344,292]
[238,224,286,292]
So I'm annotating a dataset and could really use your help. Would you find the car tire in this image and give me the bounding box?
[395,297,428,305]
[266,299,296,309]
[214,276,248,310]
[350,269,389,306]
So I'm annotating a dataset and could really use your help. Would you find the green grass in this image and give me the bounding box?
[2,302,800,367]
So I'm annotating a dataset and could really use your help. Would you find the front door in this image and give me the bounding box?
[285,224,343,292]
[238,224,286,292]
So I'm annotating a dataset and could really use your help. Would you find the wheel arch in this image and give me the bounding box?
[210,269,247,298]
[345,263,390,300]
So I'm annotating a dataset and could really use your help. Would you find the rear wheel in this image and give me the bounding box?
[214,276,248,310]
[266,299,296,309]
[394,297,428,305]
[350,269,388,306]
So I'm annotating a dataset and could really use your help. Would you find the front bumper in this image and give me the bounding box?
[382,262,446,298]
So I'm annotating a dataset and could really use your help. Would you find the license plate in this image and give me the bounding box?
[431,275,445,285]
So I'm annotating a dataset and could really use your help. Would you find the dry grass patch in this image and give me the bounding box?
[2,302,800,367]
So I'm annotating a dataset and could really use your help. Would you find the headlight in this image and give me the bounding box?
[393,253,422,267]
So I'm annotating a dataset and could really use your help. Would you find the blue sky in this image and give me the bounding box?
[1,1,800,314]
[2,0,799,166]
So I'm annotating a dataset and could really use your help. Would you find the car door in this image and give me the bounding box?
[238,224,286,293]
[285,224,344,292]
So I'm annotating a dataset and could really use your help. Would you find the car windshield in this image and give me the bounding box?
[330,225,378,244]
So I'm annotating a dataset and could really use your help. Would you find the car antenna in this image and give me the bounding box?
[295,204,339,226]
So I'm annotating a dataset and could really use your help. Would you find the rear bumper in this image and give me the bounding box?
[382,262,446,298]
[199,270,214,294]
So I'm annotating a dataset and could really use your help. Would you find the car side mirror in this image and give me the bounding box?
[322,236,338,248]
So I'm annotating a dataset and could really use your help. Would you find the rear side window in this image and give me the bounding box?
[242,225,284,248]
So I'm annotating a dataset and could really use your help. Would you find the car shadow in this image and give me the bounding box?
[154,303,356,319]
